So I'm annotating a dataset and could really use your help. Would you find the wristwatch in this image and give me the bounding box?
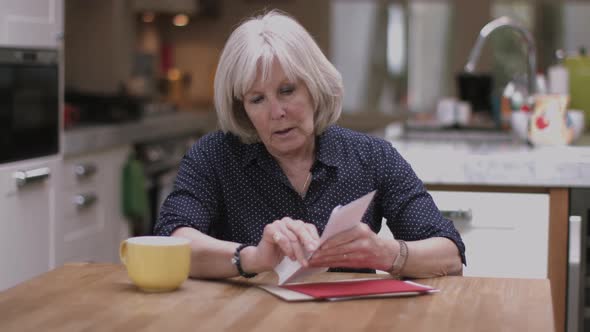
[231,243,258,278]
[387,240,408,277]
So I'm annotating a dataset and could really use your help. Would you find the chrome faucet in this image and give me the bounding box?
[464,16,537,101]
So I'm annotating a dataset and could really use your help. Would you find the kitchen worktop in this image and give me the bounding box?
[65,115,590,188]
[63,111,217,156]
[383,126,590,188]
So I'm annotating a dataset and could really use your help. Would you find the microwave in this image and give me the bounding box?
[0,48,59,164]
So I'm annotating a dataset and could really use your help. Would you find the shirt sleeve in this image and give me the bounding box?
[153,142,221,237]
[376,142,466,264]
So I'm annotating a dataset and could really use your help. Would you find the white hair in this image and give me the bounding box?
[213,10,343,143]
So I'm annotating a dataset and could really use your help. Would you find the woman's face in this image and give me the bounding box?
[243,60,316,159]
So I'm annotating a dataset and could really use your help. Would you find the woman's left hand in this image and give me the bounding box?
[308,223,396,271]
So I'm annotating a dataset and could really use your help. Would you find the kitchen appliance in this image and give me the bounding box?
[64,90,143,125]
[134,134,199,236]
[0,48,59,164]
[456,72,494,114]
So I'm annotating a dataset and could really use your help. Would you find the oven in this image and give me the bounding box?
[0,48,59,164]
[134,134,199,236]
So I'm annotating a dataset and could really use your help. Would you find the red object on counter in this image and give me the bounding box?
[63,103,80,129]
[521,104,532,113]
[160,43,173,74]
[282,279,435,299]
[535,115,550,129]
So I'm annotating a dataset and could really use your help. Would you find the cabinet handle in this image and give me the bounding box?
[567,215,582,332]
[569,216,582,264]
[13,167,51,187]
[441,209,472,222]
[74,193,97,208]
[74,163,97,178]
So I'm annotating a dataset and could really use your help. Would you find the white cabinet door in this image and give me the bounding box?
[94,145,131,262]
[429,191,550,279]
[55,146,131,266]
[0,0,63,48]
[0,158,57,290]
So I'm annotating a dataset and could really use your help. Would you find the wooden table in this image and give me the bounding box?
[0,263,554,332]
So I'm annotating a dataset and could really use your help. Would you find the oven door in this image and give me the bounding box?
[0,49,59,164]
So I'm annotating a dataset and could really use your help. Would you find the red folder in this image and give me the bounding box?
[282,279,435,299]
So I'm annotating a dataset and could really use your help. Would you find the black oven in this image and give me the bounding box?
[0,48,59,164]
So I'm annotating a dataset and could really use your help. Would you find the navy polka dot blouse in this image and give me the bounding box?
[155,125,466,265]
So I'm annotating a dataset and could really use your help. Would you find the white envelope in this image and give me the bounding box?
[274,190,377,285]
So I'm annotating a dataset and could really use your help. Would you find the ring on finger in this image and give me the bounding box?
[273,232,282,243]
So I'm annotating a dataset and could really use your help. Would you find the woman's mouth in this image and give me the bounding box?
[274,128,294,136]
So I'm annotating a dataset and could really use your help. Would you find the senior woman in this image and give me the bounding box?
[155,10,465,279]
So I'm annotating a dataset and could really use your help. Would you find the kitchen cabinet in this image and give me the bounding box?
[0,0,63,48]
[376,190,550,278]
[54,145,131,267]
[429,190,550,278]
[377,184,568,331]
[64,0,134,94]
[0,157,58,290]
[427,184,568,332]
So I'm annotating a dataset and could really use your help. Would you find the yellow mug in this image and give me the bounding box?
[120,236,191,292]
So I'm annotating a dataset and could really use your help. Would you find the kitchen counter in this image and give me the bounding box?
[379,126,590,188]
[65,114,590,188]
[63,111,217,156]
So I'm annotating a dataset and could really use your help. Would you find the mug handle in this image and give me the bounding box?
[119,240,128,265]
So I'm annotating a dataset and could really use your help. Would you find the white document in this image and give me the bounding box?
[274,190,377,285]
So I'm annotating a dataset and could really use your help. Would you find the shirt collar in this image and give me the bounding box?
[239,125,343,169]
[315,125,342,169]
[241,141,267,167]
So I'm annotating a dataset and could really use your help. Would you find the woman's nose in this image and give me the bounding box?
[270,98,286,119]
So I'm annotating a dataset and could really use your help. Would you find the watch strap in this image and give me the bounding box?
[232,243,258,278]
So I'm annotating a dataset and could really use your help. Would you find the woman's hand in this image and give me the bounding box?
[309,223,397,271]
[245,217,320,272]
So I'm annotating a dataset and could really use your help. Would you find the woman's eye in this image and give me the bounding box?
[250,95,264,104]
[280,86,295,95]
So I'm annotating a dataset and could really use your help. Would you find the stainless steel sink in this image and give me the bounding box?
[401,127,516,143]
[372,123,532,157]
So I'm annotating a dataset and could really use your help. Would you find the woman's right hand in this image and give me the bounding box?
[248,217,320,271]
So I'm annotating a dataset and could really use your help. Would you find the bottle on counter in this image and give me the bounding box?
[565,46,590,130]
[548,49,569,95]
[500,74,529,130]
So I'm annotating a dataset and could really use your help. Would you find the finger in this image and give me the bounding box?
[286,219,318,252]
[264,224,295,260]
[277,218,299,242]
[314,239,360,259]
[320,227,359,250]
[281,220,311,266]
[304,223,320,243]
[316,236,381,262]
[310,252,364,268]
[275,220,308,262]
[273,217,306,260]
[290,238,309,267]
[275,233,297,261]
[321,224,373,250]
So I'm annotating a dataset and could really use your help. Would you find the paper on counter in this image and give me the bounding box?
[259,278,438,302]
[274,190,377,285]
